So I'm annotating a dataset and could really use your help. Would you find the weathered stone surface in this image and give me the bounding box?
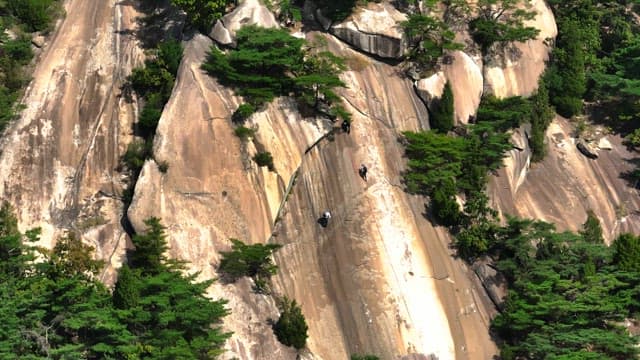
[128,33,324,359]
[209,0,279,46]
[329,2,406,59]
[31,34,45,48]
[415,71,446,112]
[416,51,484,125]
[483,0,558,98]
[490,118,640,244]
[0,0,144,283]
[473,262,507,310]
[598,137,613,150]
[128,30,499,359]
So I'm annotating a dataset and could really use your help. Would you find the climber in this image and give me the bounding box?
[359,163,368,181]
[341,120,351,134]
[318,210,332,228]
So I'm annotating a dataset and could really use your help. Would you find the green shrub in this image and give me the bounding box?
[314,0,356,21]
[157,160,169,173]
[218,239,282,282]
[138,92,164,137]
[232,103,255,123]
[402,13,462,70]
[123,139,152,174]
[351,355,380,360]
[273,297,308,350]
[202,25,347,118]
[156,39,183,75]
[9,0,57,32]
[431,179,461,226]
[253,151,275,171]
[234,126,256,140]
[2,38,34,65]
[0,87,18,131]
[170,0,234,33]
[468,0,539,53]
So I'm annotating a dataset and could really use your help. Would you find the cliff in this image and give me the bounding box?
[1,0,637,359]
[0,0,143,282]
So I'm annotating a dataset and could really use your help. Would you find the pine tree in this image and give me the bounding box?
[430,82,454,133]
[273,297,308,350]
[112,264,140,310]
[130,217,169,274]
[218,239,282,282]
[580,210,604,243]
[613,233,640,272]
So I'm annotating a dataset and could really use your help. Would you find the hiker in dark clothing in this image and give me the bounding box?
[318,210,332,228]
[359,164,368,181]
[341,120,351,134]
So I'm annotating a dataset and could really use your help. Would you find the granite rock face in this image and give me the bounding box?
[329,2,407,59]
[210,0,279,46]
[483,0,558,98]
[415,51,484,125]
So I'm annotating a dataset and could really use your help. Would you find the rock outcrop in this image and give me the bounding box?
[490,117,640,243]
[329,2,407,59]
[210,0,279,46]
[415,51,484,125]
[483,0,558,98]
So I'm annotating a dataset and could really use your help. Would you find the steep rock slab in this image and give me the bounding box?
[127,33,326,359]
[210,0,279,46]
[268,33,497,360]
[415,51,484,125]
[490,117,640,243]
[329,2,407,59]
[0,0,143,282]
[483,0,557,98]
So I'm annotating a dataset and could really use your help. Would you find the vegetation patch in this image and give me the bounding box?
[218,238,282,292]
[0,0,64,132]
[490,218,640,359]
[273,297,309,350]
[234,125,256,140]
[0,204,231,358]
[253,151,275,171]
[202,26,349,122]
[170,0,235,33]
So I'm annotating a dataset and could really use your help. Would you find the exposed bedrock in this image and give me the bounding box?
[483,0,558,98]
[415,51,484,125]
[490,117,640,244]
[328,2,407,59]
[0,0,144,283]
[128,29,498,359]
[210,0,279,47]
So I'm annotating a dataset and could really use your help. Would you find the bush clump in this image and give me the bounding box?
[253,151,275,171]
[232,103,255,123]
[273,297,308,350]
[234,126,256,140]
[218,239,282,282]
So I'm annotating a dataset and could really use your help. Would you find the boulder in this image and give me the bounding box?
[473,263,507,311]
[329,2,407,59]
[598,136,613,151]
[483,0,558,98]
[31,35,46,48]
[415,51,483,125]
[209,0,279,47]
[414,71,446,112]
[577,139,599,159]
